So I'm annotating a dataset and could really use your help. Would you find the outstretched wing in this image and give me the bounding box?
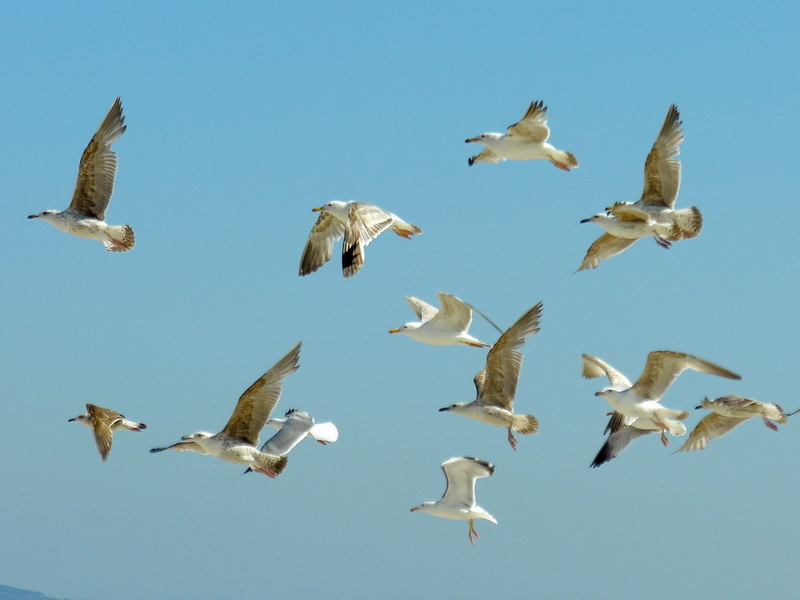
[639,104,683,209]
[506,100,551,143]
[299,212,346,276]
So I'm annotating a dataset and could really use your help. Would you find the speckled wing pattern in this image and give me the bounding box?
[581,354,633,390]
[86,404,120,461]
[468,148,501,165]
[476,302,542,410]
[639,104,683,209]
[341,202,394,278]
[299,212,347,276]
[577,233,638,272]
[631,351,741,400]
[220,342,302,445]
[69,97,127,220]
[506,100,551,142]
[676,413,749,452]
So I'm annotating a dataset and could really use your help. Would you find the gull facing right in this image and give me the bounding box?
[150,342,302,478]
[439,302,542,450]
[28,97,135,252]
[584,351,741,451]
[578,105,702,271]
[388,292,492,348]
[676,396,789,452]
[410,457,496,545]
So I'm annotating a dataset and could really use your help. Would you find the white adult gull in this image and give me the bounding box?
[28,97,135,252]
[266,410,339,445]
[578,104,702,271]
[676,396,789,453]
[410,457,497,545]
[584,351,741,456]
[299,201,422,278]
[150,342,302,477]
[388,292,497,348]
[465,100,578,170]
[439,302,542,450]
[69,403,146,462]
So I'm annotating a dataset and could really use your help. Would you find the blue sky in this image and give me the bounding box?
[2,2,799,599]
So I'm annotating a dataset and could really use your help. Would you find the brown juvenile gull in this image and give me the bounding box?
[439,302,542,450]
[465,100,578,170]
[578,105,702,271]
[584,352,741,454]
[150,343,302,478]
[28,97,135,252]
[410,457,497,545]
[69,403,146,462]
[676,396,789,453]
[388,292,496,348]
[299,200,422,278]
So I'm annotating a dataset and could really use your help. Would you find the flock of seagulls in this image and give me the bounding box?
[32,97,792,545]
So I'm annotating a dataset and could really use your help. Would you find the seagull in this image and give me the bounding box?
[242,409,337,474]
[465,100,578,170]
[266,411,339,445]
[388,292,492,348]
[410,457,497,545]
[584,351,741,451]
[578,105,702,271]
[28,97,135,252]
[150,342,302,477]
[299,201,422,278]
[676,396,789,452]
[68,403,146,462]
[439,302,542,450]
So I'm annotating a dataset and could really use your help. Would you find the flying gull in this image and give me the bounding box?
[578,105,701,271]
[28,97,135,252]
[69,403,146,462]
[388,292,495,348]
[465,100,578,170]
[242,409,337,473]
[439,302,542,450]
[584,352,741,457]
[150,342,302,477]
[410,457,497,545]
[299,201,422,278]
[675,396,789,453]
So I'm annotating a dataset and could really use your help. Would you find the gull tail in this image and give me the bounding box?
[513,414,539,435]
[548,149,579,171]
[669,207,703,240]
[659,413,689,436]
[390,220,423,239]
[103,225,135,252]
[254,454,288,478]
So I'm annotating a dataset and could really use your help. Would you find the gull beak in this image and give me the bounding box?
[465,137,477,143]
[28,214,39,219]
[67,417,76,422]
[580,218,591,224]
[312,206,323,212]
[410,506,421,512]
[388,329,399,334]
[695,405,703,410]
[438,407,449,412]
[594,391,604,397]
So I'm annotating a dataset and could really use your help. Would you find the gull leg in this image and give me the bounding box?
[468,520,480,545]
[651,418,670,446]
[654,236,672,249]
[762,416,779,431]
[507,428,518,451]
[550,160,571,171]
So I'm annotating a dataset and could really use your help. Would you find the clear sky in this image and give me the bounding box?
[2,2,799,599]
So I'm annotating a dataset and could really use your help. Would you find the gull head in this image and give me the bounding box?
[465,133,499,145]
[595,387,618,399]
[580,213,612,225]
[312,201,349,219]
[68,413,91,426]
[410,502,435,514]
[181,432,213,441]
[439,402,468,414]
[28,210,59,221]
[388,323,419,336]
[696,397,713,410]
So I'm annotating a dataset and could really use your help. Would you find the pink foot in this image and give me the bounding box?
[764,418,778,431]
[507,429,518,451]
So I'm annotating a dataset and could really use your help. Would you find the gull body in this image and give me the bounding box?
[69,403,146,462]
[28,97,135,252]
[266,413,339,445]
[388,292,490,348]
[410,457,497,545]
[676,396,789,452]
[578,105,701,271]
[466,100,578,170]
[583,351,741,453]
[439,302,542,450]
[150,343,302,477]
[299,200,421,278]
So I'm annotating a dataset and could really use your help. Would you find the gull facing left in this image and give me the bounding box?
[69,403,147,462]
[28,97,135,252]
[150,342,302,478]
[465,100,578,170]
[439,302,542,450]
[410,457,497,545]
[299,201,422,278]
[584,351,741,449]
[388,292,491,348]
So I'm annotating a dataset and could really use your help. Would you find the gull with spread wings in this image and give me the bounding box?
[69,404,146,462]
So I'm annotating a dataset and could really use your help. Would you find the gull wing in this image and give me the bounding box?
[631,351,741,400]
[590,414,659,468]
[299,212,346,276]
[149,440,207,455]
[506,100,551,143]
[440,457,494,507]
[220,342,302,445]
[341,202,394,278]
[428,292,472,333]
[476,302,542,410]
[69,97,127,220]
[86,403,118,461]
[639,104,683,209]
[581,355,633,390]
[676,413,750,452]
[259,410,315,456]
[577,233,638,271]
[468,148,501,165]
[404,296,438,323]
[608,202,651,222]
[309,421,339,444]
